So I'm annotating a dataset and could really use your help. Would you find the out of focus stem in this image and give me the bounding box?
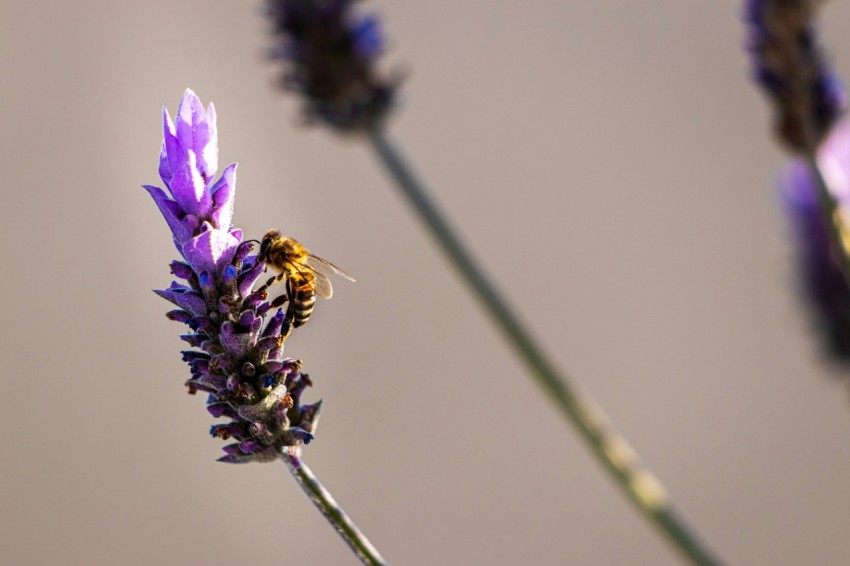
[282,450,388,566]
[367,130,723,566]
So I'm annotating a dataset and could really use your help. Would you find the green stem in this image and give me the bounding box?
[282,450,388,566]
[367,130,722,566]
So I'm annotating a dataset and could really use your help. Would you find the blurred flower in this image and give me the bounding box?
[266,0,396,132]
[744,0,844,152]
[781,118,850,360]
[143,89,322,462]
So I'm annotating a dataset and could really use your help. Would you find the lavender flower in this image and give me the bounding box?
[744,0,845,152]
[781,117,850,361]
[266,0,395,132]
[143,90,321,463]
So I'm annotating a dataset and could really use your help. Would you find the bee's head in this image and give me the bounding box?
[258,229,281,263]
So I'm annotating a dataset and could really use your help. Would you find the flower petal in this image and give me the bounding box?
[160,107,178,185]
[175,90,218,181]
[209,163,238,230]
[182,228,239,275]
[168,153,210,217]
[153,285,207,317]
[238,259,266,297]
[220,321,257,360]
[142,184,197,243]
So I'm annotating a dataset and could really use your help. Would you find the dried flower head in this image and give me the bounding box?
[143,90,321,462]
[266,0,396,132]
[781,117,850,360]
[745,0,845,152]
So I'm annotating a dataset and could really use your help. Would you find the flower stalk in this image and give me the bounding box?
[368,131,722,566]
[283,449,388,566]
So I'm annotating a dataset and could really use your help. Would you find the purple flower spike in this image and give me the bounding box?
[744,0,845,152]
[144,89,240,275]
[160,91,219,187]
[265,0,397,133]
[144,91,325,463]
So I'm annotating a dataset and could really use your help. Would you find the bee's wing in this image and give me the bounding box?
[287,258,335,300]
[311,270,334,300]
[303,255,356,282]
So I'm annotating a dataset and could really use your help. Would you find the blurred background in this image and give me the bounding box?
[3,1,850,564]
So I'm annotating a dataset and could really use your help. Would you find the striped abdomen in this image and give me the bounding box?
[289,272,317,328]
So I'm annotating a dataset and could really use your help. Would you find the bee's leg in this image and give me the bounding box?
[281,277,299,338]
[270,294,289,309]
[255,272,285,296]
[280,318,294,342]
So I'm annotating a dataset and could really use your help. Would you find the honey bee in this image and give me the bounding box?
[256,230,355,328]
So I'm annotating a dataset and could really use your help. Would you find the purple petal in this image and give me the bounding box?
[182,228,239,275]
[180,333,205,347]
[153,286,207,316]
[220,321,256,360]
[263,309,285,337]
[181,351,210,363]
[209,353,236,375]
[170,261,195,281]
[198,269,216,295]
[287,371,310,401]
[187,372,228,393]
[210,422,250,441]
[221,442,242,455]
[218,446,278,464]
[160,108,178,184]
[203,103,219,177]
[238,260,266,297]
[207,401,238,419]
[255,335,284,362]
[297,400,323,434]
[238,309,262,331]
[263,360,285,374]
[175,90,218,181]
[210,423,234,439]
[142,184,197,243]
[165,309,192,324]
[187,356,209,374]
[209,163,238,230]
[281,427,314,446]
[232,242,256,266]
[239,439,263,454]
[242,292,265,311]
[167,155,210,217]
[221,264,239,287]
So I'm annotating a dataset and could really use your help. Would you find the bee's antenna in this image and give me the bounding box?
[242,239,261,247]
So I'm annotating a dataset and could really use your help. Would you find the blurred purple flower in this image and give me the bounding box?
[266,0,396,132]
[782,117,850,360]
[744,0,845,152]
[143,90,322,462]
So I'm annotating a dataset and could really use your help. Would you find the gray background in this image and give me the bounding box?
[3,1,850,564]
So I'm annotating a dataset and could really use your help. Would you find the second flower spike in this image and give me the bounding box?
[265,0,396,132]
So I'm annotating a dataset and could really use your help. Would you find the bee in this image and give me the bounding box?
[256,230,355,328]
